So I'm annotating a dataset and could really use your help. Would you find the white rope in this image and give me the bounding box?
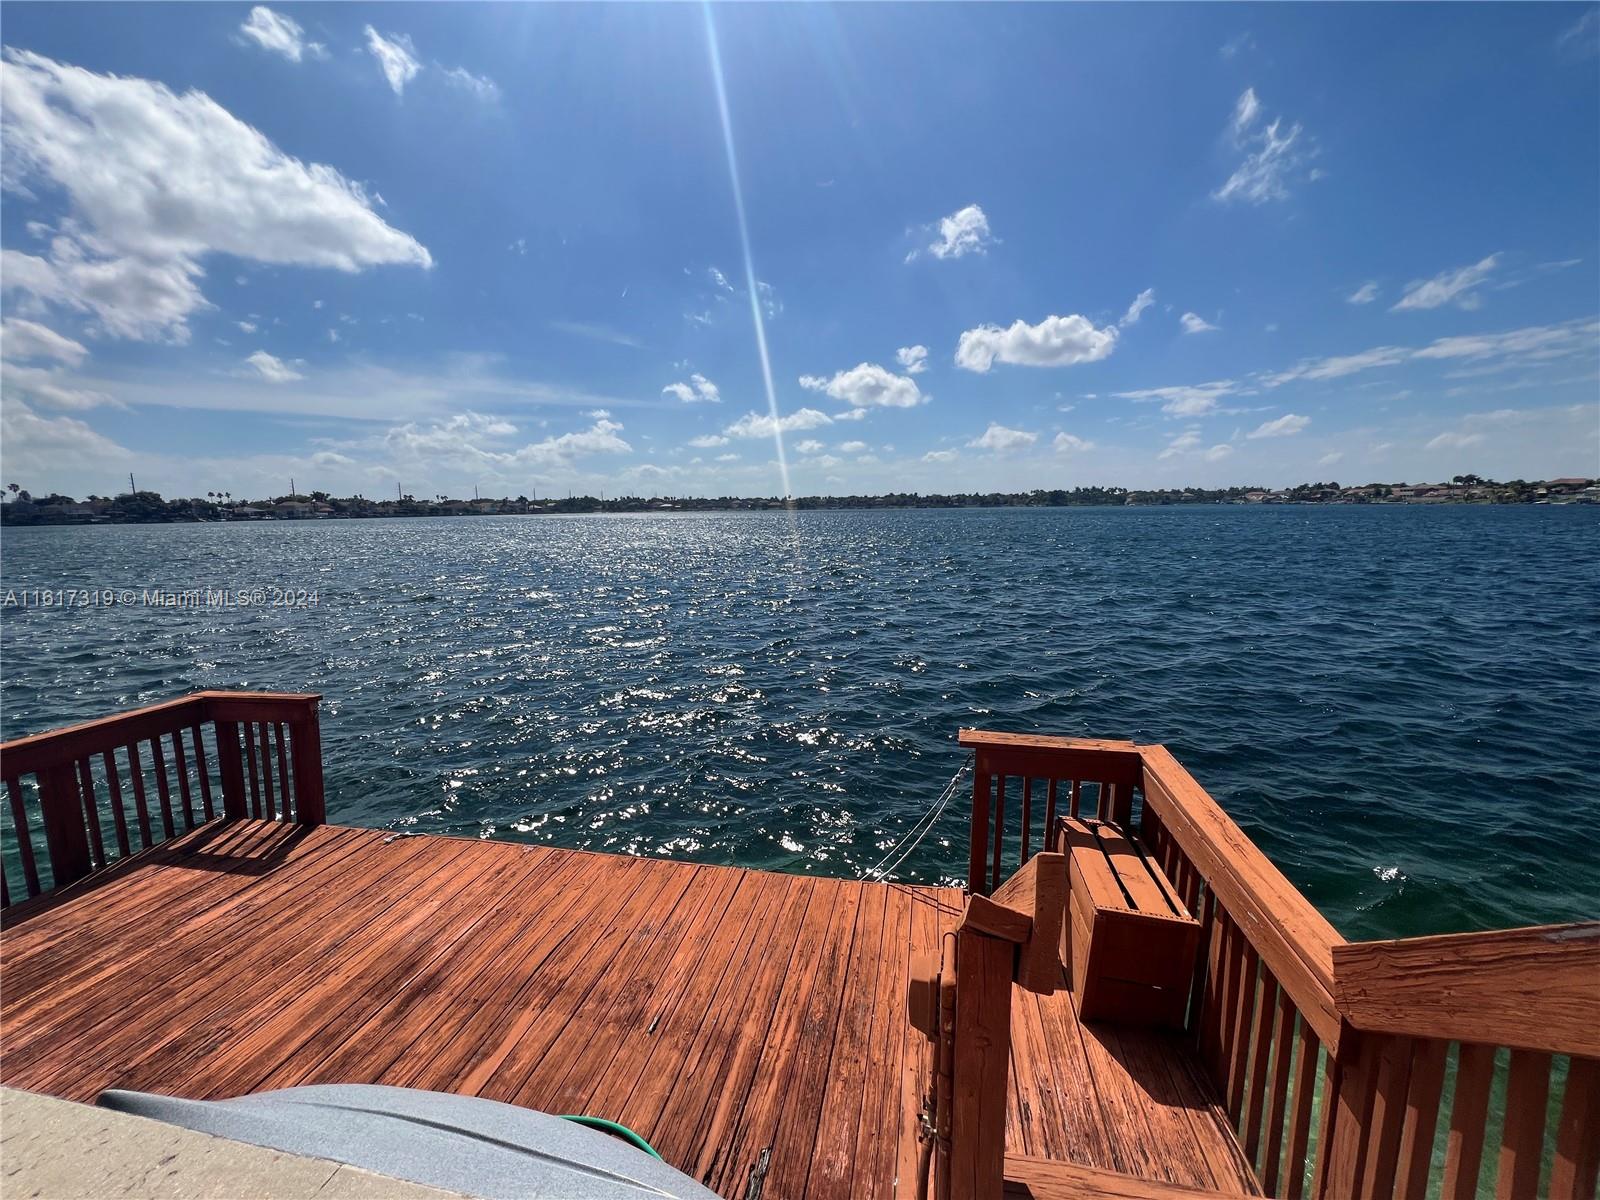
[860,753,973,883]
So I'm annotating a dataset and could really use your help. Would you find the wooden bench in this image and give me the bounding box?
[1060,817,1199,1029]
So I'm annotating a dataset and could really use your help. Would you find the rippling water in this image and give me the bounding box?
[3,506,1596,939]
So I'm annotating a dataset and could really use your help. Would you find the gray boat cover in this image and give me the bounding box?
[96,1084,721,1200]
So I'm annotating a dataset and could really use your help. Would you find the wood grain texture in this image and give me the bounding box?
[1003,1155,1256,1199]
[3,820,1268,1200]
[1332,923,1600,1058]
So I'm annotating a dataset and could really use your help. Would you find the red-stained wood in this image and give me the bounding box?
[75,757,105,869]
[100,749,130,858]
[992,775,1007,896]
[1070,779,1082,819]
[1002,1156,1257,1199]
[1550,1055,1600,1200]
[190,723,215,820]
[1259,994,1295,1196]
[991,851,1066,994]
[1242,970,1279,1167]
[126,740,153,847]
[1441,1042,1495,1200]
[6,776,41,896]
[1333,923,1600,1059]
[274,723,293,817]
[243,721,262,818]
[1357,1033,1414,1200]
[1044,780,1059,850]
[171,729,196,831]
[1494,1049,1551,1200]
[257,722,276,820]
[949,924,1014,1200]
[971,771,992,895]
[1226,945,1261,1124]
[150,732,177,838]
[1283,1027,1320,1200]
[1393,1038,1448,1200]
[216,720,247,819]
[39,764,90,889]
[1020,778,1034,864]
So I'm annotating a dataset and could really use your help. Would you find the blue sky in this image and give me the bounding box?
[2,2,1596,499]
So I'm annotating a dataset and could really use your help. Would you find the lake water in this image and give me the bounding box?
[3,506,1596,940]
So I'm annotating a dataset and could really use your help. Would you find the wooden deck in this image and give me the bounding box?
[0,820,1256,1199]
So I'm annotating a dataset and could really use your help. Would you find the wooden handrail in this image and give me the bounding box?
[1331,922,1600,1058]
[1,691,326,909]
[1137,744,1344,1051]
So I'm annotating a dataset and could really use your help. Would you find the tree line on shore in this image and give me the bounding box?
[1,474,1593,525]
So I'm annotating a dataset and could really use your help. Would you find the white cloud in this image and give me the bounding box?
[1053,432,1094,453]
[1424,431,1487,451]
[757,280,782,319]
[1158,429,1203,459]
[1,318,87,366]
[1203,443,1233,462]
[708,266,734,292]
[715,453,740,463]
[913,204,995,261]
[1412,318,1597,364]
[1214,88,1316,205]
[664,373,720,404]
[1,398,129,459]
[795,439,825,454]
[1347,282,1380,305]
[838,440,869,454]
[1317,452,1344,467]
[687,433,729,448]
[968,423,1037,453]
[1557,8,1599,53]
[1231,87,1262,138]
[243,350,303,383]
[364,27,421,96]
[956,314,1118,372]
[799,362,924,408]
[1120,288,1156,328]
[922,449,959,463]
[1247,413,1310,439]
[1180,312,1218,334]
[239,7,324,63]
[1264,346,1410,386]
[1116,380,1239,417]
[236,320,258,334]
[326,328,340,343]
[310,451,353,468]
[1,361,113,410]
[723,408,833,439]
[896,345,929,374]
[441,67,500,103]
[381,411,630,469]
[0,50,430,344]
[1392,254,1501,312]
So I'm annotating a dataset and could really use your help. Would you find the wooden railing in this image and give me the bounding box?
[959,730,1142,895]
[1,691,325,910]
[938,731,1600,1200]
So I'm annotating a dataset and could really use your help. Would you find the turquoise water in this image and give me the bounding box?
[3,506,1596,939]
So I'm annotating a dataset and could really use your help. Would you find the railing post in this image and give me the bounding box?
[289,700,325,825]
[946,924,1012,1200]
[214,720,248,819]
[968,766,991,896]
[38,763,91,888]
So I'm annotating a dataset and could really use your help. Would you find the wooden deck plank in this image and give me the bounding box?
[1,821,1260,1200]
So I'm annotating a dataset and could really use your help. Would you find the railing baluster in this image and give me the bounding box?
[1069,778,1081,818]
[274,722,292,819]
[1394,1038,1448,1200]
[1550,1055,1600,1200]
[1495,1049,1552,1200]
[990,775,1006,893]
[1261,994,1296,1195]
[100,749,131,858]
[150,734,176,839]
[6,776,41,897]
[1043,779,1058,850]
[257,722,276,820]
[171,729,196,831]
[76,757,106,868]
[243,722,263,818]
[1243,968,1280,1164]
[1442,1042,1495,1200]
[1227,942,1261,1122]
[38,764,91,889]
[190,723,215,820]
[1284,1027,1320,1199]
[126,741,153,848]
[1019,778,1032,864]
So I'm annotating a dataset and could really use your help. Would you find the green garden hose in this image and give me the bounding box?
[558,1114,663,1160]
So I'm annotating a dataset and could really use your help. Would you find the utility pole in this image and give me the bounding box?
[129,472,136,495]
[397,482,402,501]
